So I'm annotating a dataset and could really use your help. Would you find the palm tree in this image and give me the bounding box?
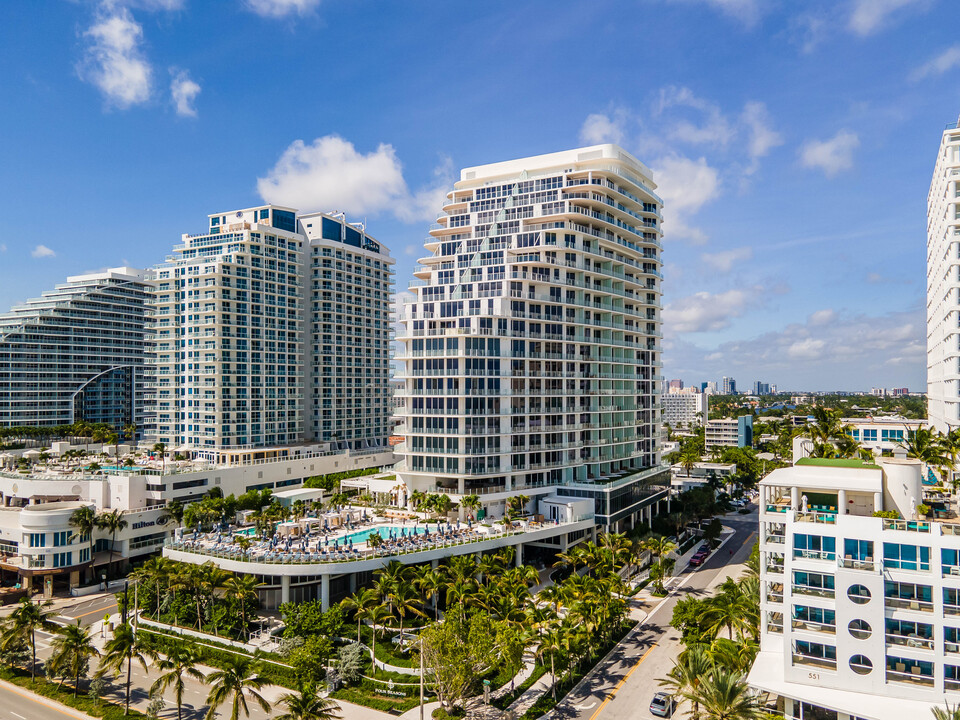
[685,668,763,720]
[224,574,261,641]
[152,442,167,473]
[275,685,342,720]
[341,587,378,643]
[389,581,426,650]
[678,443,701,476]
[506,494,530,520]
[160,498,185,529]
[69,505,97,544]
[204,655,273,720]
[49,622,100,697]
[96,508,128,577]
[411,565,443,620]
[899,427,952,482]
[932,703,960,720]
[97,622,152,715]
[702,580,752,641]
[461,494,481,520]
[660,645,713,720]
[150,639,207,720]
[131,556,171,620]
[7,598,56,681]
[641,535,678,593]
[537,625,564,701]
[362,604,392,676]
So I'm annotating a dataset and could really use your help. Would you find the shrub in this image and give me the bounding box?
[872,510,900,519]
[338,643,365,685]
[433,707,466,720]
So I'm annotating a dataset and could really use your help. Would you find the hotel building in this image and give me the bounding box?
[394,144,668,529]
[750,457,960,719]
[927,118,960,433]
[0,267,151,432]
[663,388,708,429]
[146,205,394,459]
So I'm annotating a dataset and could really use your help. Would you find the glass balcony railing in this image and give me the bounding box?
[885,597,934,612]
[792,654,837,670]
[794,549,836,561]
[792,619,836,634]
[792,585,835,599]
[840,557,876,571]
[886,633,934,650]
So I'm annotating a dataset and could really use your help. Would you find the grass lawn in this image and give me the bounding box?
[0,665,148,719]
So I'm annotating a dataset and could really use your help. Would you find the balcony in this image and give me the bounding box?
[885,596,934,612]
[886,668,934,687]
[840,557,876,571]
[792,654,836,671]
[765,533,785,545]
[881,519,931,533]
[794,549,836,562]
[796,511,838,524]
[792,619,836,635]
[792,584,835,599]
[886,633,934,651]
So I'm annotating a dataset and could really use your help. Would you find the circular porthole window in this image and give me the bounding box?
[849,655,873,675]
[848,619,871,639]
[848,584,871,604]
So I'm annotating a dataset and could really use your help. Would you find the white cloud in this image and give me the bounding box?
[32,245,56,259]
[404,245,419,257]
[243,0,321,17]
[258,135,449,223]
[169,69,200,117]
[78,7,152,108]
[849,0,928,36]
[0,244,6,253]
[700,247,753,273]
[799,130,859,177]
[652,154,720,244]
[658,86,735,147]
[107,0,186,9]
[579,111,627,145]
[912,45,960,80]
[741,101,783,174]
[663,306,925,390]
[663,288,756,334]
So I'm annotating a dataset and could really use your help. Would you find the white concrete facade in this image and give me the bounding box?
[663,390,707,429]
[927,119,960,433]
[395,144,664,524]
[751,458,960,719]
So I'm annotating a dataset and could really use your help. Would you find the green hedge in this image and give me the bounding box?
[0,665,148,719]
[491,663,549,710]
[331,686,427,713]
[304,467,381,491]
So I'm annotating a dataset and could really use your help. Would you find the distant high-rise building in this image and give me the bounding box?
[147,205,393,459]
[928,118,960,432]
[704,381,718,395]
[722,376,736,394]
[663,390,708,428]
[770,384,778,395]
[0,268,151,432]
[668,379,684,391]
[892,387,909,397]
[752,380,770,395]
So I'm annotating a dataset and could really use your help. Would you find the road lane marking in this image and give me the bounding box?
[0,682,89,719]
[12,712,26,719]
[67,603,118,620]
[587,643,657,720]
[575,702,596,710]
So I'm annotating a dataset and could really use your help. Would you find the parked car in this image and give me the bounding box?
[650,692,675,717]
[689,553,708,567]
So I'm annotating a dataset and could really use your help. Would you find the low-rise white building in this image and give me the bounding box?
[750,456,960,719]
[663,390,708,429]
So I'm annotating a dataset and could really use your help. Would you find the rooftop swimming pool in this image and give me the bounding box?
[338,525,428,546]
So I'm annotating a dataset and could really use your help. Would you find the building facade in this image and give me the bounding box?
[927,119,960,433]
[750,457,960,719]
[0,268,151,432]
[723,376,737,394]
[395,144,667,528]
[147,206,393,458]
[705,415,753,450]
[663,389,708,428]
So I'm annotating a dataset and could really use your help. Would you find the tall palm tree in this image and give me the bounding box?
[201,563,233,635]
[6,598,56,681]
[685,668,763,720]
[96,508,128,577]
[204,655,273,720]
[97,622,153,715]
[152,442,167,474]
[224,574,261,641]
[275,685,342,720]
[388,581,426,650]
[341,587,379,643]
[411,565,443,620]
[150,639,207,720]
[49,622,100,697]
[899,427,952,482]
[362,604,392,676]
[660,645,713,720]
[69,505,97,544]
[703,581,752,640]
[461,494,481,520]
[131,556,170,620]
[537,625,564,701]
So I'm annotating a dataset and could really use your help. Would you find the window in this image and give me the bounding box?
[794,534,836,560]
[883,543,930,571]
[793,571,835,597]
[793,605,835,631]
[862,429,878,442]
[848,584,872,604]
[27,533,45,548]
[849,655,872,675]
[848,619,871,639]
[885,581,932,610]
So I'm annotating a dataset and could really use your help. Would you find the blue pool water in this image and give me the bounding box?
[338,525,428,546]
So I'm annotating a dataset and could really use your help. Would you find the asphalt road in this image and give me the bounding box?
[549,506,759,720]
[54,594,119,628]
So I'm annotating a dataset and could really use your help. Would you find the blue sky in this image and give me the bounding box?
[1,0,957,391]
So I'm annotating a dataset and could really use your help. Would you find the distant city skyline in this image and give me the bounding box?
[2,1,955,389]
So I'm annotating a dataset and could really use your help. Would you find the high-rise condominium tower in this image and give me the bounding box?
[396,145,665,526]
[927,118,960,432]
[147,205,393,459]
[0,267,151,431]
